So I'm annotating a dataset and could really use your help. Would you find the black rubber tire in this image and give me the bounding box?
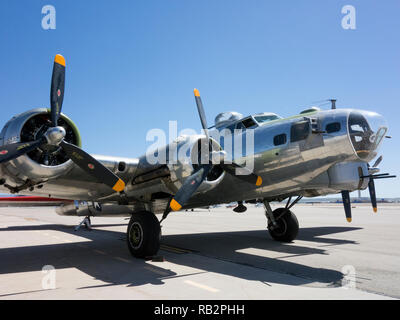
[127,211,161,258]
[268,208,299,242]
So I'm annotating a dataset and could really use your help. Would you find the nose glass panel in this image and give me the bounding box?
[348,111,387,161]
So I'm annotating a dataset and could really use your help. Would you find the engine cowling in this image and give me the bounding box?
[146,134,226,194]
[0,108,81,186]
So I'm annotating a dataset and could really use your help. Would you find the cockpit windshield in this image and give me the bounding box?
[254,114,281,124]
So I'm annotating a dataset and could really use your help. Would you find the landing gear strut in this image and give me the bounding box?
[127,211,161,258]
[263,196,301,242]
[75,216,92,231]
[233,201,247,213]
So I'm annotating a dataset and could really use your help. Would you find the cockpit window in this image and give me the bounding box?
[241,118,257,129]
[254,115,280,124]
[230,118,257,132]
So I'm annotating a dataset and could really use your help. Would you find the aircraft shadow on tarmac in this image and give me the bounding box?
[0,223,362,291]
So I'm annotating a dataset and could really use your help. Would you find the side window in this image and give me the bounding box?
[325,122,341,133]
[290,120,310,142]
[273,134,287,146]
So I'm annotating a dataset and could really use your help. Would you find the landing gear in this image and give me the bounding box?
[268,208,299,242]
[75,216,92,231]
[127,211,161,258]
[263,196,301,242]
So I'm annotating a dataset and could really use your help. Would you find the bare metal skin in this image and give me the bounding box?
[0,107,387,213]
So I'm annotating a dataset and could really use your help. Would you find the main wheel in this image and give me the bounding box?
[127,211,161,258]
[268,208,299,242]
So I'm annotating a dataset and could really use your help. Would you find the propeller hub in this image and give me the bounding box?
[45,126,66,146]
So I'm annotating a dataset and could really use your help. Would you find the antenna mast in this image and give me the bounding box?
[329,99,337,109]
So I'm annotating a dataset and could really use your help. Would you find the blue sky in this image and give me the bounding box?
[0,0,399,197]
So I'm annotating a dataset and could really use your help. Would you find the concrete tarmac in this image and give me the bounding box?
[0,203,398,299]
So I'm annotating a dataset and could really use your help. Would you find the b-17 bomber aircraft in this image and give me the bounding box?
[0,55,395,258]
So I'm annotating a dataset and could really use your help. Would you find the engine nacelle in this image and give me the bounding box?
[57,201,133,217]
[0,108,81,187]
[146,134,226,194]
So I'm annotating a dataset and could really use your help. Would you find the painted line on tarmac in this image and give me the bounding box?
[160,244,192,254]
[114,256,132,263]
[184,280,219,293]
[24,217,38,221]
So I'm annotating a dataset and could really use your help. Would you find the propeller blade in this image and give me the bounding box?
[59,140,125,192]
[0,138,46,164]
[194,89,209,139]
[170,165,211,211]
[220,162,262,186]
[368,178,378,213]
[168,88,261,212]
[50,54,66,127]
[341,190,352,223]
[372,156,383,168]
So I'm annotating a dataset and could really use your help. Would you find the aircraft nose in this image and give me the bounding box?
[348,110,387,162]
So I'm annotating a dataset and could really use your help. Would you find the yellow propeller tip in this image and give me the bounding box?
[112,179,125,192]
[54,54,66,67]
[194,88,200,97]
[256,176,262,186]
[373,207,378,213]
[170,199,182,211]
[346,218,352,223]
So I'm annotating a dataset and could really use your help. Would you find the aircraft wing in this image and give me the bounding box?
[0,196,72,207]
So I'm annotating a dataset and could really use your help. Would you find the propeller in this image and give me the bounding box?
[368,178,377,213]
[169,89,262,211]
[0,139,47,163]
[0,54,125,193]
[194,89,209,140]
[341,190,352,223]
[194,89,262,185]
[170,165,211,211]
[355,155,396,215]
[372,155,383,168]
[366,156,382,213]
[50,54,65,127]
